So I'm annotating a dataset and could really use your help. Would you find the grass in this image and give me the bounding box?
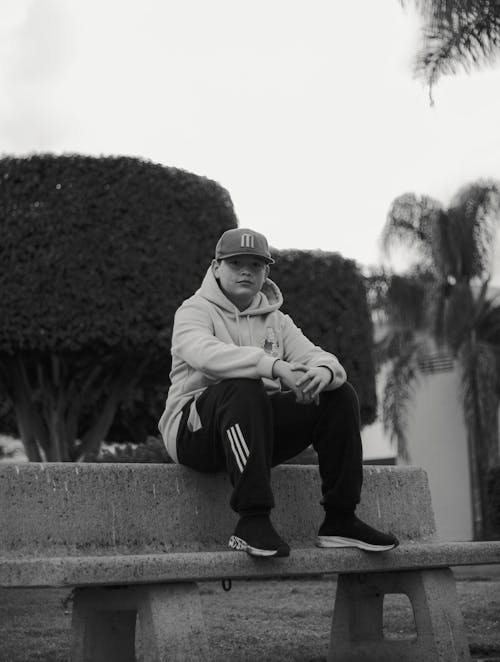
[1,575,499,661]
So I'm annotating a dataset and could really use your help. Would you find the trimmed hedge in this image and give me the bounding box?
[0,154,237,460]
[271,249,376,426]
[0,154,237,355]
[91,437,172,464]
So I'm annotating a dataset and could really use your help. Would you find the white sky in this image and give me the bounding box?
[1,0,500,276]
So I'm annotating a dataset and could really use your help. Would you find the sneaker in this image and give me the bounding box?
[316,513,399,552]
[228,514,290,558]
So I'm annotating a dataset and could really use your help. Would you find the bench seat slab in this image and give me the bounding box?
[328,568,471,662]
[2,541,499,588]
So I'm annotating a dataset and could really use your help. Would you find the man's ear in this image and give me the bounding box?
[265,264,270,278]
[212,259,220,279]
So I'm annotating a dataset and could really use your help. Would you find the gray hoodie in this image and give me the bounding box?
[159,266,344,461]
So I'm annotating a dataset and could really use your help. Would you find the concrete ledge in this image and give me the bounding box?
[0,463,436,556]
[1,541,500,588]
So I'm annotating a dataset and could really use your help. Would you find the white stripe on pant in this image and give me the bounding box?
[227,424,249,472]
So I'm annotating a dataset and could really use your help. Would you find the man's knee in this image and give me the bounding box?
[321,382,360,412]
[214,378,268,401]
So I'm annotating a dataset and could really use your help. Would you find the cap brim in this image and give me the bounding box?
[216,251,274,264]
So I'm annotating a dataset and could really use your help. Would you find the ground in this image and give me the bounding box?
[1,574,499,661]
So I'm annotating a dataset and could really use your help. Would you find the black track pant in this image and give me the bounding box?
[176,378,363,515]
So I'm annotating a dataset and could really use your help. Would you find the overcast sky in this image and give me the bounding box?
[2,0,500,276]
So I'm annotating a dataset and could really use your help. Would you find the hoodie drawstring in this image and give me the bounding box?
[247,316,254,344]
[235,310,242,345]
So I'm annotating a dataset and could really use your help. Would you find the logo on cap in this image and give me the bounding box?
[241,233,255,248]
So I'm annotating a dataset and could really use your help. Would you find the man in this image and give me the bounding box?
[159,228,398,558]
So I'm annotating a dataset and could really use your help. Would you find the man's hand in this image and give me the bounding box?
[272,360,310,403]
[273,360,345,404]
[295,366,333,403]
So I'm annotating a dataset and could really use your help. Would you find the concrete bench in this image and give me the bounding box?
[1,463,499,661]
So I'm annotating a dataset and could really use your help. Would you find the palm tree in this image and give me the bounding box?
[405,1,500,100]
[369,268,434,463]
[377,179,500,539]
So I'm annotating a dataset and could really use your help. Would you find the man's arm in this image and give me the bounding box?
[172,302,276,380]
[272,360,344,404]
[280,314,347,394]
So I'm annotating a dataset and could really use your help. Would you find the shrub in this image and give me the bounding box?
[93,437,172,464]
[0,154,237,460]
[0,154,236,355]
[271,249,376,425]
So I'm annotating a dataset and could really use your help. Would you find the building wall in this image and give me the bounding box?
[405,369,473,541]
[362,365,474,541]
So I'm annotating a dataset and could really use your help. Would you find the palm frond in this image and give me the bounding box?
[447,181,500,280]
[364,269,392,315]
[375,326,420,366]
[381,340,427,463]
[381,193,443,272]
[459,338,500,469]
[371,270,433,370]
[409,1,476,24]
[430,280,475,351]
[410,0,500,92]
[475,291,500,352]
[390,274,432,328]
[374,269,432,463]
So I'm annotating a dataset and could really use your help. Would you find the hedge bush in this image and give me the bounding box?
[91,437,172,464]
[0,154,237,460]
[0,154,237,355]
[271,249,376,425]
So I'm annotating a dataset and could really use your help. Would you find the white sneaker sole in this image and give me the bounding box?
[315,535,397,552]
[228,535,286,557]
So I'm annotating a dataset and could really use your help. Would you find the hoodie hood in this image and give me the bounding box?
[196,266,283,316]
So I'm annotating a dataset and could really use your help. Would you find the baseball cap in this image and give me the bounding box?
[215,228,274,264]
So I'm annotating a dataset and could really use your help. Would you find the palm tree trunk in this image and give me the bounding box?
[459,338,498,540]
[466,427,484,539]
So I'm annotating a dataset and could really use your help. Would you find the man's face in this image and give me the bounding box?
[213,255,269,310]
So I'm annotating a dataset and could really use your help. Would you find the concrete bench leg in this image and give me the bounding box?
[328,568,471,662]
[137,582,210,662]
[70,582,210,662]
[70,586,137,662]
